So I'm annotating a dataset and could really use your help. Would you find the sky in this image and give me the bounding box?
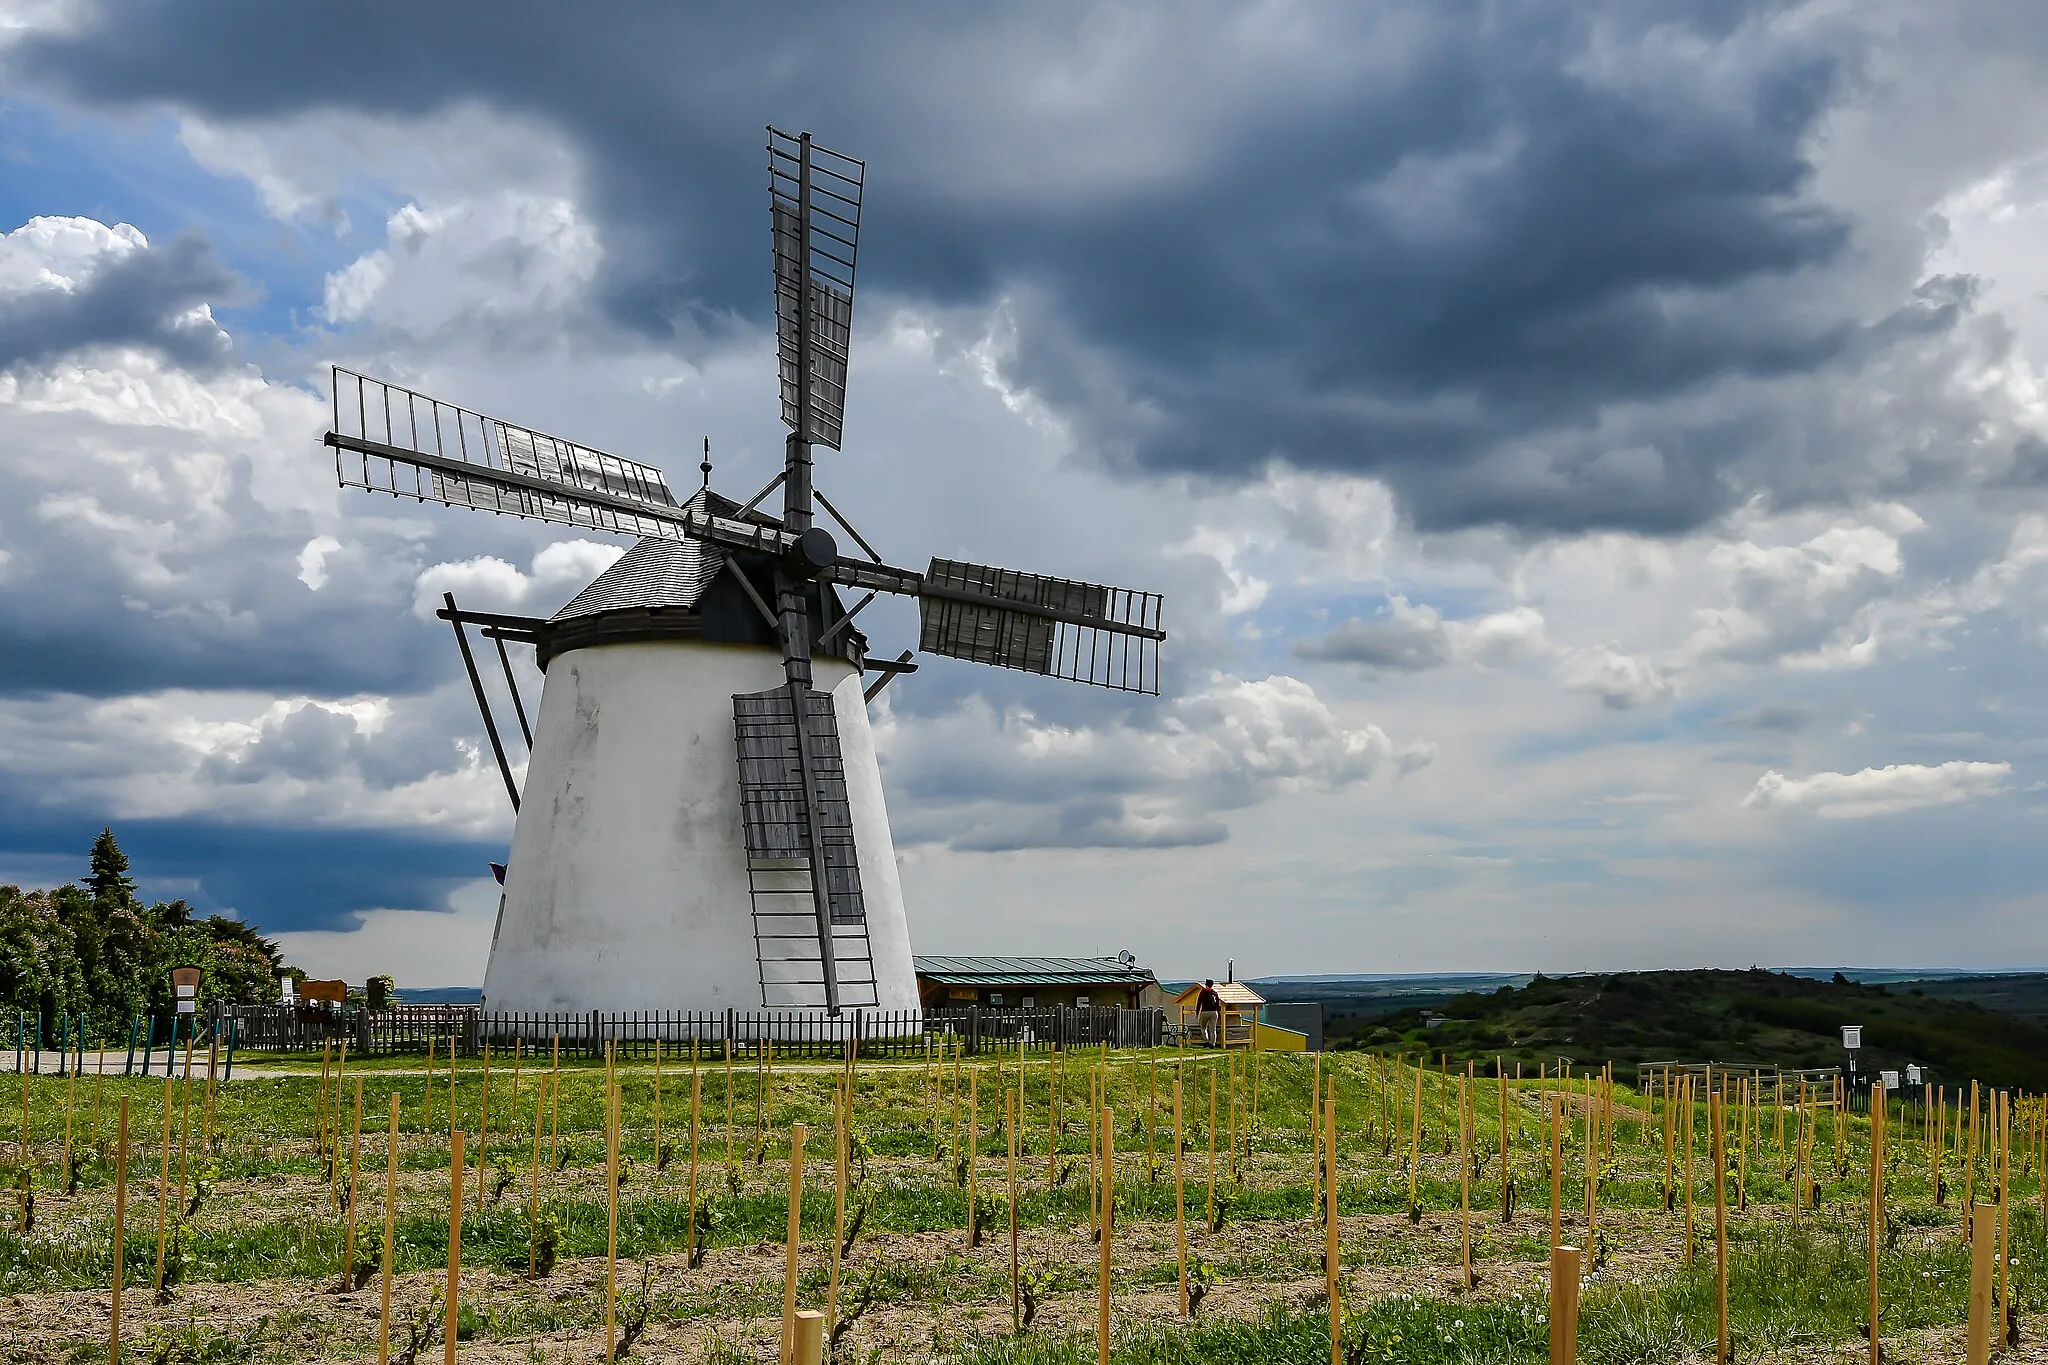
[4,1,2048,986]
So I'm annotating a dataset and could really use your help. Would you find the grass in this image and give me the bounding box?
[0,1043,2035,1363]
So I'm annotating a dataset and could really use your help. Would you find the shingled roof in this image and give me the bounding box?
[551,488,730,623]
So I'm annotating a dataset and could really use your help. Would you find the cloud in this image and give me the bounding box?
[0,217,239,371]
[7,1,2005,538]
[411,540,627,619]
[1743,760,2011,819]
[881,672,1431,851]
[1560,645,1675,710]
[1297,596,1548,672]
[1722,703,1816,733]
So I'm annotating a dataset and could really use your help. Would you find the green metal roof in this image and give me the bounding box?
[913,955,1156,987]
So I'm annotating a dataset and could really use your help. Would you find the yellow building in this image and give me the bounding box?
[1170,980,1265,1048]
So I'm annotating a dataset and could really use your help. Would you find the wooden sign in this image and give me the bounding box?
[299,980,348,1005]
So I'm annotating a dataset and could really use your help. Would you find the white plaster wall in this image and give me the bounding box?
[482,638,918,1014]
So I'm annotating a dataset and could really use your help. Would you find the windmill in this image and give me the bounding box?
[322,129,1165,1016]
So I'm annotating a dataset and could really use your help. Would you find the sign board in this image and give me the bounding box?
[279,976,296,1002]
[948,986,977,1002]
[1880,1069,1900,1090]
[170,965,202,1015]
[299,979,348,1005]
[1905,1063,1923,1086]
[1840,1024,1862,1050]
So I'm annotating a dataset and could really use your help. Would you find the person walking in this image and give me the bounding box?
[1195,979,1222,1047]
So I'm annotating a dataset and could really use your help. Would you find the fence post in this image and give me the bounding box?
[355,1008,371,1055]
[1550,1244,1581,1364]
[124,1016,139,1076]
[223,1014,237,1082]
[968,1007,981,1057]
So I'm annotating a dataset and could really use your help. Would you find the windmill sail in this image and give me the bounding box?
[919,558,1166,695]
[769,128,863,450]
[733,687,866,923]
[326,368,687,540]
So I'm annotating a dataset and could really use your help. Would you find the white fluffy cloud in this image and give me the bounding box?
[411,540,626,620]
[1743,761,2011,819]
[879,672,1431,851]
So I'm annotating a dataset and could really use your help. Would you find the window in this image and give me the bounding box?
[1021,996,1035,1008]
[1075,994,1090,1008]
[989,992,1005,1007]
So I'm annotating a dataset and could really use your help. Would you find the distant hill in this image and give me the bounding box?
[1329,968,2048,1091]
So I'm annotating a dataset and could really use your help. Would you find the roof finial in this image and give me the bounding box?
[700,436,712,489]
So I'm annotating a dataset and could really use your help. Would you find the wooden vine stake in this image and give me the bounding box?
[475,1043,492,1216]
[341,1077,363,1293]
[1549,1243,1580,1365]
[966,1066,979,1249]
[781,1123,809,1365]
[152,1076,173,1296]
[445,1129,464,1365]
[1007,1090,1021,1331]
[685,1063,703,1266]
[378,1094,399,1365]
[1206,1069,1219,1228]
[1459,1075,1473,1290]
[423,1034,436,1133]
[1097,1105,1114,1365]
[527,1074,547,1278]
[1713,1086,1728,1364]
[1173,1076,1188,1317]
[828,1076,845,1335]
[1967,1199,1994,1365]
[1325,1096,1341,1365]
[792,1309,825,1365]
[1867,1078,1884,1365]
[1407,1060,1425,1219]
[110,1096,128,1365]
[1548,1092,1563,1251]
[605,1080,621,1364]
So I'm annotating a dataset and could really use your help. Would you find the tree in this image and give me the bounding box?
[86,826,136,910]
[0,829,295,1038]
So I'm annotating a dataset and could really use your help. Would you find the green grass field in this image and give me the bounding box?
[0,1043,2036,1363]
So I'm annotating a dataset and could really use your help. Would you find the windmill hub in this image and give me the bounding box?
[319,125,1165,1020]
[787,526,838,578]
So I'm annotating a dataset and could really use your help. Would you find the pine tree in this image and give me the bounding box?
[85,827,136,910]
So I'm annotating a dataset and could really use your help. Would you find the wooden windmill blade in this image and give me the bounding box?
[324,368,689,540]
[769,127,862,450]
[918,558,1166,695]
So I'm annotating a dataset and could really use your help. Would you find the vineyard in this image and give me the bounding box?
[2,1040,2043,1364]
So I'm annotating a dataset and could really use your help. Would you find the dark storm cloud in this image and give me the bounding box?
[0,230,241,371]
[0,808,497,933]
[9,0,1923,535]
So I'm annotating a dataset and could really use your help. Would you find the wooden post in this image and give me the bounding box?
[1047,1045,1058,1182]
[1964,1080,1979,1235]
[1407,1060,1425,1219]
[724,1038,736,1172]
[174,1035,196,1223]
[685,1067,703,1265]
[606,1081,620,1363]
[1460,1076,1473,1289]
[1713,1088,1728,1364]
[152,1076,173,1295]
[966,1066,979,1249]
[424,1034,435,1134]
[475,1043,492,1217]
[1097,1105,1114,1365]
[828,1079,845,1335]
[341,1077,363,1293]
[1683,1075,1696,1261]
[1173,1077,1187,1318]
[1549,1244,1580,1365]
[61,1057,76,1188]
[1967,1200,1994,1365]
[319,1038,333,1160]
[379,1093,400,1365]
[652,1037,663,1164]
[791,1309,825,1365]
[549,1034,561,1166]
[1549,1093,1563,1250]
[1007,1090,1021,1331]
[1325,1097,1341,1365]
[111,1096,128,1365]
[444,1129,464,1365]
[1207,1068,1218,1227]
[781,1123,809,1365]
[1868,1079,1883,1365]
[528,1075,547,1278]
[1500,1061,1512,1222]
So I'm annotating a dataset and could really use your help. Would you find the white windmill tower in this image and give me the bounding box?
[322,129,1167,1016]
